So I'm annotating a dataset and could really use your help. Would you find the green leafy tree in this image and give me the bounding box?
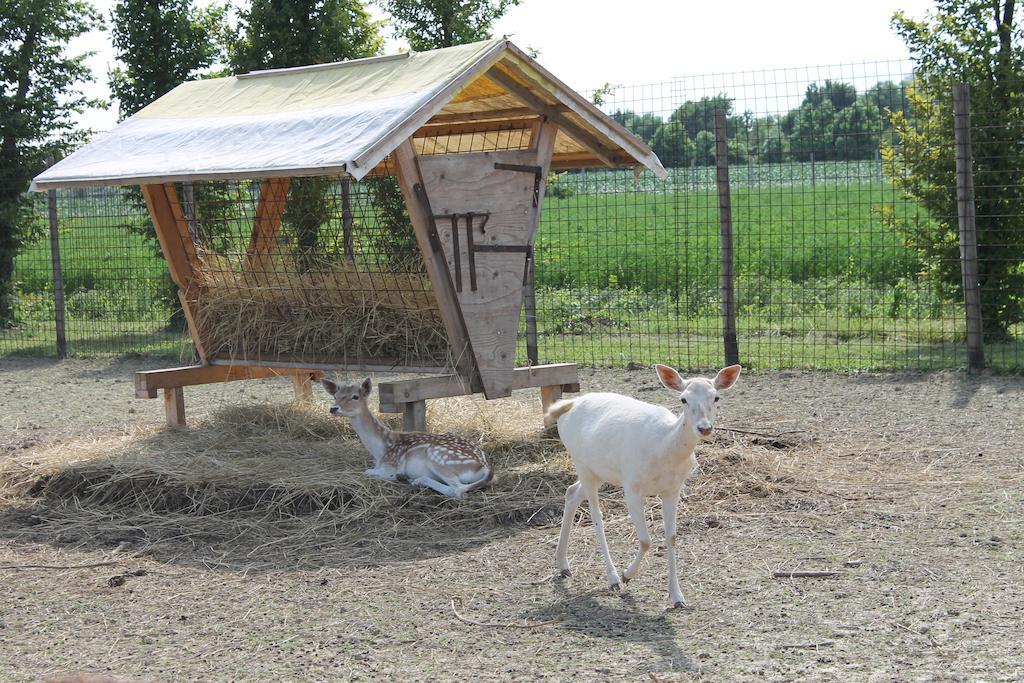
[230,0,382,266]
[611,110,662,144]
[885,0,1024,340]
[110,0,225,119]
[833,99,883,159]
[694,129,716,166]
[649,121,694,168]
[110,0,227,328]
[378,0,520,50]
[0,0,102,327]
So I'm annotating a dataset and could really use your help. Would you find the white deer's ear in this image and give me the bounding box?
[714,364,742,391]
[655,364,686,392]
[360,377,372,397]
[321,379,338,396]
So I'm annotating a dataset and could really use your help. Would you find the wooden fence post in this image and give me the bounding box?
[45,164,67,359]
[953,83,985,373]
[714,110,740,367]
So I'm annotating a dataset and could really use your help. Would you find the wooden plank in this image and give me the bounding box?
[293,373,315,403]
[163,387,186,428]
[414,118,537,139]
[247,177,292,266]
[141,184,194,289]
[135,364,323,399]
[177,289,208,364]
[427,106,567,125]
[714,110,740,367]
[209,356,449,375]
[393,139,480,385]
[523,120,558,367]
[487,67,618,168]
[417,150,537,398]
[378,363,578,408]
[540,384,562,413]
[162,183,199,267]
[403,401,427,432]
[953,83,985,373]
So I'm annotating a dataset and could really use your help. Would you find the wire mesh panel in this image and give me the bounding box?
[172,173,450,369]
[1,182,182,358]
[4,61,1024,372]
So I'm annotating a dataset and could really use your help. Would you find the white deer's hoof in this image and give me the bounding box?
[558,568,571,578]
[671,600,689,610]
[609,581,622,592]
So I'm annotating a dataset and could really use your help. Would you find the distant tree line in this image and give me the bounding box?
[611,79,911,167]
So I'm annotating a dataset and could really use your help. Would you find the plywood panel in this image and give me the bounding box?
[417,150,543,399]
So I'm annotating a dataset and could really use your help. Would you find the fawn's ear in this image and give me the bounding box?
[360,377,372,397]
[714,364,742,391]
[655,364,686,393]
[321,379,338,396]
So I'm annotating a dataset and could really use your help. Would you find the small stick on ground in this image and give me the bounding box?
[773,570,843,578]
[449,597,559,629]
[0,561,119,571]
[779,640,835,649]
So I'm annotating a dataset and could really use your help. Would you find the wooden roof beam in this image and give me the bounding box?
[486,66,619,168]
[426,105,569,125]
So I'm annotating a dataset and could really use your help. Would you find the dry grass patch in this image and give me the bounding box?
[0,396,821,570]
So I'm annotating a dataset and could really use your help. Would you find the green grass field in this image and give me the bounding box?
[5,171,1022,370]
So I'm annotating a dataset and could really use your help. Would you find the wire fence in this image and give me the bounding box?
[2,59,1023,372]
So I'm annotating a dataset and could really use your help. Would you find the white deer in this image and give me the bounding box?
[322,377,493,498]
[546,363,741,608]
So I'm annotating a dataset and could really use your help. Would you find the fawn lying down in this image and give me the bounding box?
[322,377,493,498]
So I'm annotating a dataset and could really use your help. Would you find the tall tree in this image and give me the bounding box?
[110,0,225,120]
[885,0,1024,340]
[0,0,102,327]
[230,1,381,266]
[378,0,520,51]
[110,0,227,329]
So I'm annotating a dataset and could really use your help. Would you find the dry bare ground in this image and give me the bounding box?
[0,357,1022,681]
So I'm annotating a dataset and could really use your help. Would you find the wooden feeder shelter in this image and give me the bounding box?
[33,40,667,428]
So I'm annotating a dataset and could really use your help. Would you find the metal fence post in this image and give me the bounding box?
[953,83,985,373]
[46,178,67,359]
[714,110,740,367]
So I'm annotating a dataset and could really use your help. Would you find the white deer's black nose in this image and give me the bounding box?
[330,405,340,415]
[698,425,713,436]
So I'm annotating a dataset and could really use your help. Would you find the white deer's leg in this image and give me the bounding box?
[555,480,586,576]
[581,475,621,589]
[622,486,652,583]
[364,467,398,482]
[410,475,461,497]
[662,489,686,608]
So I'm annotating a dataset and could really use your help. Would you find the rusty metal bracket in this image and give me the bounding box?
[434,211,532,293]
[494,162,544,207]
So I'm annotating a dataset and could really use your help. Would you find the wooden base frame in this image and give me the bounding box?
[377,363,580,432]
[135,364,323,427]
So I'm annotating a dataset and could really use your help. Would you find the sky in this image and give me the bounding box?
[70,0,938,131]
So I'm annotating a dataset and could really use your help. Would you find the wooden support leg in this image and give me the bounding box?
[164,387,186,428]
[540,385,563,414]
[403,400,427,432]
[293,373,314,403]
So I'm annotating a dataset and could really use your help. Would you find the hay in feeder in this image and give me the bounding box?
[191,252,451,366]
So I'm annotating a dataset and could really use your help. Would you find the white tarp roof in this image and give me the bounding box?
[32,39,666,190]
